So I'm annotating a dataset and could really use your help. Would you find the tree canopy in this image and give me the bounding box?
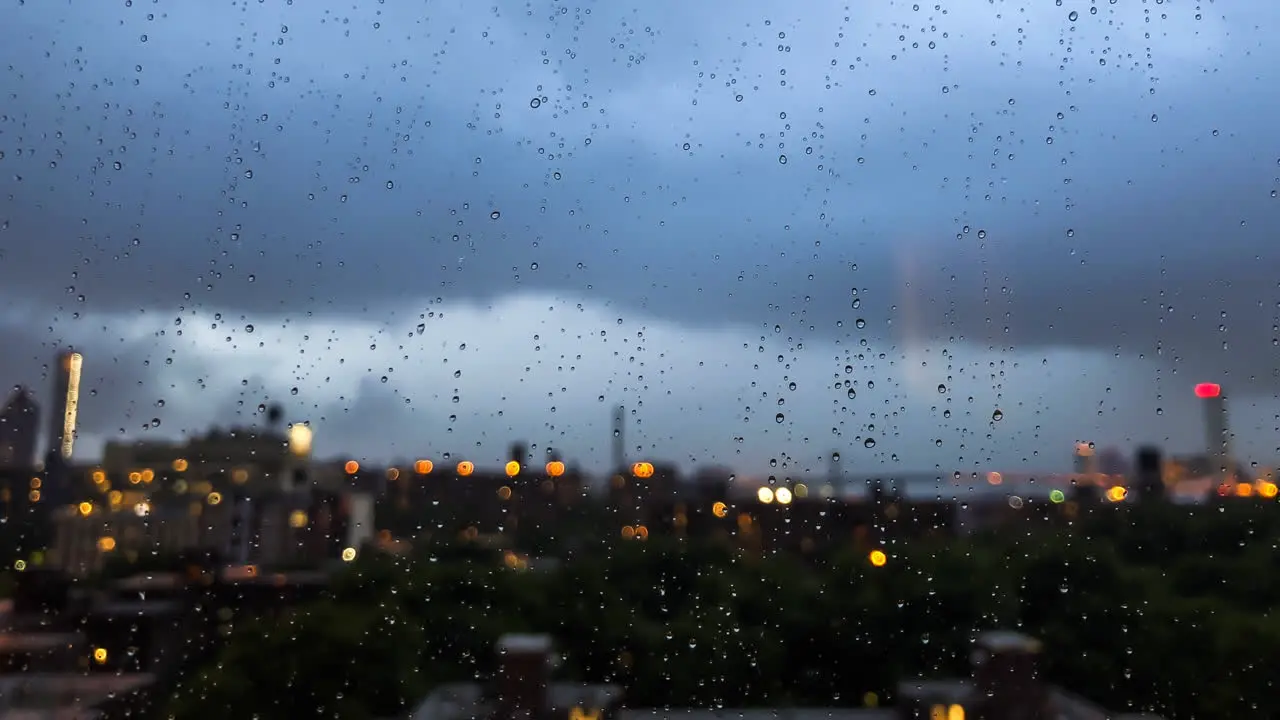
[170,502,1280,719]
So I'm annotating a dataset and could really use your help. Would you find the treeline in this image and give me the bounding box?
[167,502,1280,720]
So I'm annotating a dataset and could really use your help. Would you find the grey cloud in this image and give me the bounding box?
[4,0,1280,467]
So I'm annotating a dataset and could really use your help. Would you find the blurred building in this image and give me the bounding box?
[0,387,39,469]
[1071,442,1096,476]
[1196,382,1231,476]
[48,488,374,577]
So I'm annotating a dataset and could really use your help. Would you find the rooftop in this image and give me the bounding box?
[622,710,896,720]
[497,633,553,654]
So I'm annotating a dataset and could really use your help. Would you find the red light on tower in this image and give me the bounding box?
[1194,383,1221,399]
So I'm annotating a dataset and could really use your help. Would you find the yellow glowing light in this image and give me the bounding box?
[757,487,775,504]
[288,510,308,528]
[134,502,150,517]
[341,547,357,562]
[546,460,566,477]
[457,461,475,477]
[91,470,106,484]
[1105,486,1128,503]
[869,549,888,567]
[569,708,602,720]
[1235,482,1254,498]
[231,468,249,484]
[621,526,635,539]
[631,462,655,479]
[343,460,360,475]
[92,647,107,664]
[61,353,82,459]
[13,560,26,572]
[1259,481,1278,499]
[948,704,965,720]
[498,485,513,500]
[775,487,793,505]
[140,469,154,483]
[414,459,434,475]
[207,492,223,506]
[387,467,400,481]
[288,423,314,457]
[712,501,728,518]
[97,537,116,552]
[128,472,142,485]
[77,502,93,517]
[28,490,40,502]
[505,460,521,477]
[636,525,649,540]
[108,490,123,506]
[794,483,809,498]
[172,458,189,472]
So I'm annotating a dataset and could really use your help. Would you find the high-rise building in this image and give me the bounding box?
[48,350,83,460]
[1195,382,1231,475]
[0,387,40,468]
[1072,442,1096,476]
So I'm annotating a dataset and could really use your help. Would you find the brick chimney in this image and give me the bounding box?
[971,632,1049,720]
[495,634,552,720]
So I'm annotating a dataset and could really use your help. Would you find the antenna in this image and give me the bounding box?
[612,405,625,472]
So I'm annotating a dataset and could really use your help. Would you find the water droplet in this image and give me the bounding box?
[1068,10,1079,21]
[530,97,541,109]
[864,437,876,449]
[992,409,1004,422]
[490,210,501,220]
[775,413,785,423]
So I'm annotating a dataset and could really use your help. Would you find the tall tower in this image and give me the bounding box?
[611,405,625,472]
[1195,383,1231,476]
[48,350,83,460]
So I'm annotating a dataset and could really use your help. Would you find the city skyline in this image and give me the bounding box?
[3,3,1280,473]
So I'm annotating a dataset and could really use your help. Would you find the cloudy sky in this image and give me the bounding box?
[2,1,1279,477]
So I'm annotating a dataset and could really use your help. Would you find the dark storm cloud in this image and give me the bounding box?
[4,0,1280,397]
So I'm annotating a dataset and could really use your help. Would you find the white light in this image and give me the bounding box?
[288,423,313,457]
